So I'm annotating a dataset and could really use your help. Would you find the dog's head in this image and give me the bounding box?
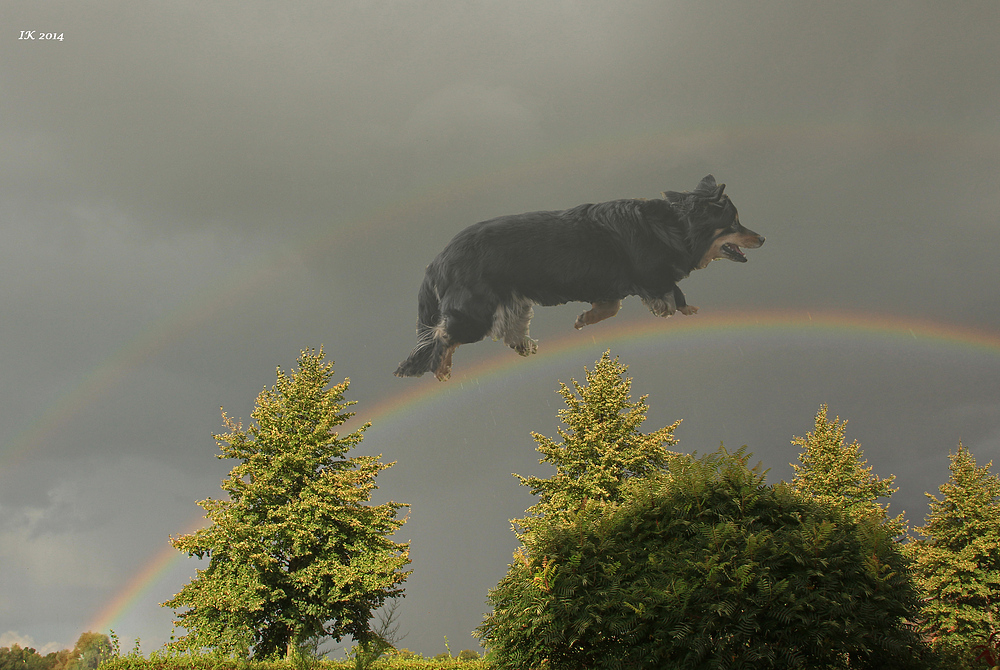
[664,175,765,270]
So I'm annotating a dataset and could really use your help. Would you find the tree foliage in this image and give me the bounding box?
[68,633,112,670]
[907,444,1000,658]
[0,634,111,670]
[0,645,61,670]
[163,348,410,659]
[514,350,679,536]
[790,404,905,535]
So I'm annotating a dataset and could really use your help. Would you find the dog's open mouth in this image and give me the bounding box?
[721,243,747,262]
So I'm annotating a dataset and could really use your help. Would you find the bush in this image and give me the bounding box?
[478,447,929,669]
[98,657,491,670]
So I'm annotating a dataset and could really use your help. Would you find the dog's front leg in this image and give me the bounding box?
[495,302,538,356]
[574,299,621,329]
[642,292,677,317]
[673,285,698,315]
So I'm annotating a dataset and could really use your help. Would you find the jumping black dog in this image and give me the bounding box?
[395,175,764,380]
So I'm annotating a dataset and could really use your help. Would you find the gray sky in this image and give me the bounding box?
[2,0,999,657]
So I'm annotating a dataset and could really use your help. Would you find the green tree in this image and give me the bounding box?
[44,650,71,670]
[19,633,111,670]
[163,348,410,659]
[789,405,905,535]
[0,644,57,670]
[514,350,679,536]
[907,444,1000,659]
[68,633,111,670]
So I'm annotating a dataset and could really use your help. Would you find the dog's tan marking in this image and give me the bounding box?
[695,226,765,269]
[434,343,459,381]
[574,299,622,329]
[696,228,730,269]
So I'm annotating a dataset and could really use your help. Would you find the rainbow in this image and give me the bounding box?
[86,516,208,637]
[20,120,996,637]
[352,307,1000,428]
[86,307,1000,635]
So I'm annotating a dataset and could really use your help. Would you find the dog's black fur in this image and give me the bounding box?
[395,175,764,380]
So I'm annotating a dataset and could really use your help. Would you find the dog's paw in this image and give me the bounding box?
[653,303,676,317]
[513,338,538,357]
[679,305,698,315]
[434,360,452,381]
[643,296,677,317]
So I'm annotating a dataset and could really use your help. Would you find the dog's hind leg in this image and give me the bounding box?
[574,299,621,329]
[433,292,497,379]
[434,342,459,381]
[395,277,447,378]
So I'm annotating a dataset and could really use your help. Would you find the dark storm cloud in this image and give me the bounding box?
[3,1,637,227]
[2,0,999,655]
[6,1,991,230]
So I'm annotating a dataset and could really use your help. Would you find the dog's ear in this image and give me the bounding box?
[695,174,717,193]
[694,175,728,204]
[660,189,683,205]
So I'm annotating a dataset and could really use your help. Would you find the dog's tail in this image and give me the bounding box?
[394,275,447,378]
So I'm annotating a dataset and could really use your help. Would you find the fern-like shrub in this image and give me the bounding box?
[478,447,928,669]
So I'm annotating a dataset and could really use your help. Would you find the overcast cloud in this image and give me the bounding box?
[2,0,999,656]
